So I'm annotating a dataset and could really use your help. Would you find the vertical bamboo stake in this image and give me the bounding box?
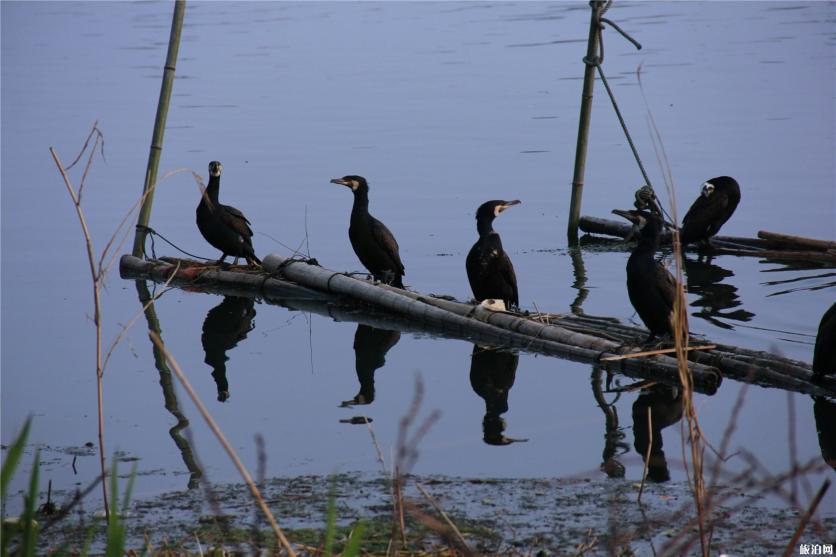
[132,0,186,257]
[567,0,603,244]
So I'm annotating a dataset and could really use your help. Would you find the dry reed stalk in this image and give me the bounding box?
[782,480,829,557]
[149,331,297,557]
[51,125,204,521]
[415,483,473,556]
[50,129,110,520]
[600,344,715,361]
[638,64,709,556]
[389,375,441,554]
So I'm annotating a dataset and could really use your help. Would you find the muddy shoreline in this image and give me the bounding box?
[34,473,834,554]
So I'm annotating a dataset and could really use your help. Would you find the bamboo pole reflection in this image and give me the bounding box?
[135,280,202,489]
[590,366,628,478]
[570,246,589,315]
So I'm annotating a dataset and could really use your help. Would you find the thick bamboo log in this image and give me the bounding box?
[119,254,835,398]
[580,216,836,264]
[757,231,836,252]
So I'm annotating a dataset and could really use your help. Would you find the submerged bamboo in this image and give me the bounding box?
[131,0,186,257]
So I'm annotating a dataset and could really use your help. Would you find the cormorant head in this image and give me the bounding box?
[208,161,223,178]
[701,181,715,198]
[330,175,368,193]
[612,209,663,242]
[475,199,521,222]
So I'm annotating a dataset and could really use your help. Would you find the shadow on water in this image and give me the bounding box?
[683,254,755,330]
[469,345,527,446]
[135,281,203,489]
[631,383,684,483]
[340,324,401,407]
[201,296,257,402]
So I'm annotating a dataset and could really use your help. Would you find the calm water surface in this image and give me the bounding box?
[2,1,834,515]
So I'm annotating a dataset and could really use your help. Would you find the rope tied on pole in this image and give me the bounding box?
[582,1,674,225]
[135,224,213,262]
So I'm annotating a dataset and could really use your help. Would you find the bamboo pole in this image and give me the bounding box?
[757,231,836,252]
[567,0,604,244]
[132,0,186,257]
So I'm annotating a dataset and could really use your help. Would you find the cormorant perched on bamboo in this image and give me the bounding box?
[330,175,405,288]
[812,301,836,381]
[466,200,521,309]
[680,176,741,247]
[613,209,677,344]
[196,161,261,266]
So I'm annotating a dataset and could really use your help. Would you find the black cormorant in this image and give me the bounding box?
[680,176,741,247]
[466,200,521,309]
[341,324,401,407]
[201,296,257,402]
[330,175,405,288]
[813,301,836,381]
[613,209,677,344]
[811,302,836,470]
[196,161,261,266]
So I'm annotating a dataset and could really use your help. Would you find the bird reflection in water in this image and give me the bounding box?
[201,296,257,402]
[632,384,683,482]
[811,302,836,471]
[683,255,754,330]
[341,324,401,407]
[470,345,528,446]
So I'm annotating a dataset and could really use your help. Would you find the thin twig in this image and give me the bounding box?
[600,344,715,361]
[781,480,830,557]
[49,143,110,520]
[415,482,474,556]
[150,331,298,557]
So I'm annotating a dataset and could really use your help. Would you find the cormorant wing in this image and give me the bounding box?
[370,217,405,274]
[499,251,519,307]
[682,194,730,238]
[220,203,254,240]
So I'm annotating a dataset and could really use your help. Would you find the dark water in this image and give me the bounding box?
[2,1,835,517]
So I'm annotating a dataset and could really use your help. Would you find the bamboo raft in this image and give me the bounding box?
[580,216,836,264]
[119,254,835,398]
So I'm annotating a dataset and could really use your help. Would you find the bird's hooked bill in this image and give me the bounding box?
[498,200,521,212]
[612,208,643,225]
[330,178,348,186]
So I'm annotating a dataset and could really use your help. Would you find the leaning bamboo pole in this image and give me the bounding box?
[567,0,605,243]
[132,0,186,257]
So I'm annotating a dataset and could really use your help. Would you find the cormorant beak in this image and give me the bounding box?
[330,178,349,187]
[497,200,521,213]
[612,208,641,225]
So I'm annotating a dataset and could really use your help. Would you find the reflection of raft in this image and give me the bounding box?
[580,216,836,264]
[119,254,834,398]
